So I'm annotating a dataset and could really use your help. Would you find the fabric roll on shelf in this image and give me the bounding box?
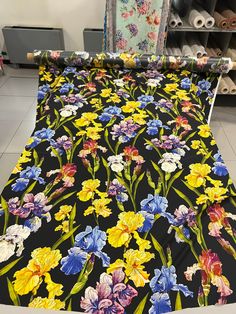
[194,4,215,28]
[169,12,178,28]
[223,75,236,94]
[171,46,182,56]
[213,11,229,29]
[168,11,183,28]
[226,48,236,61]
[187,38,207,58]
[208,39,223,57]
[218,77,230,94]
[219,8,236,29]
[205,48,218,57]
[188,8,205,29]
[181,41,193,57]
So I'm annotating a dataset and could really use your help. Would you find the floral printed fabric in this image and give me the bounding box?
[0,51,236,313]
[116,0,164,53]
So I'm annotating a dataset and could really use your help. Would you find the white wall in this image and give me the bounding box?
[0,0,106,52]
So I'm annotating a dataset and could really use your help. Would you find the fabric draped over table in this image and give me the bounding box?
[0,50,236,313]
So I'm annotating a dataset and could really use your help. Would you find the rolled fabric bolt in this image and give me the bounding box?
[194,5,215,28]
[223,75,236,94]
[188,39,205,58]
[188,9,205,29]
[220,9,236,28]
[169,12,177,28]
[213,11,229,29]
[226,48,236,61]
[174,12,183,27]
[218,77,229,94]
[205,48,212,56]
[171,47,182,56]
[182,43,193,57]
[167,48,173,55]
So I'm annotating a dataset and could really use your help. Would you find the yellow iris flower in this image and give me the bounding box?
[84,196,112,218]
[100,88,112,98]
[107,249,154,287]
[119,53,137,68]
[191,140,201,150]
[55,221,70,233]
[198,124,211,138]
[107,212,144,248]
[122,101,140,113]
[132,110,148,125]
[172,90,190,101]
[55,205,72,221]
[13,247,61,296]
[107,93,121,103]
[185,163,211,188]
[12,150,32,174]
[75,112,98,127]
[164,83,178,93]
[197,187,228,205]
[28,297,65,310]
[77,179,100,202]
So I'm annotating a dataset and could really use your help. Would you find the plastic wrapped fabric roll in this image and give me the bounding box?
[171,47,182,56]
[221,9,236,29]
[169,12,177,28]
[213,11,229,29]
[218,77,230,94]
[31,50,233,74]
[175,12,183,27]
[188,9,205,29]
[182,42,193,57]
[223,75,236,94]
[196,8,215,28]
[167,48,173,55]
[226,48,236,61]
[188,39,206,58]
[206,48,217,57]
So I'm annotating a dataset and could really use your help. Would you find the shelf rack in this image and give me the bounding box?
[166,0,236,97]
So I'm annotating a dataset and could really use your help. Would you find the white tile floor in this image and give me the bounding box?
[0,65,236,194]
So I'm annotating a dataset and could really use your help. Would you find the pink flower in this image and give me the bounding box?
[148,32,157,41]
[116,39,128,50]
[50,51,61,60]
[121,12,130,19]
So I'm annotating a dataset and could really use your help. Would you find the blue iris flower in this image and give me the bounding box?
[214,151,224,163]
[138,211,155,233]
[59,83,75,94]
[150,266,193,297]
[147,119,169,135]
[137,95,154,108]
[141,194,174,223]
[63,67,77,75]
[12,178,29,192]
[34,128,55,140]
[61,247,88,275]
[181,78,191,90]
[213,162,228,176]
[99,106,124,122]
[38,84,50,100]
[75,226,110,267]
[20,166,45,184]
[149,292,171,314]
[197,79,211,96]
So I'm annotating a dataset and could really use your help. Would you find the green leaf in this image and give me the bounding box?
[52,225,80,250]
[33,149,39,166]
[133,127,145,146]
[151,160,164,183]
[175,291,182,310]
[172,187,194,209]
[134,293,149,314]
[201,151,212,164]
[0,257,22,276]
[181,180,201,196]
[166,169,183,196]
[1,196,9,234]
[69,204,77,245]
[52,191,76,208]
[151,234,167,266]
[7,278,20,306]
[63,125,74,140]
[67,298,72,311]
[70,137,83,162]
[145,139,162,158]
[51,147,63,168]
[134,172,145,199]
[146,170,155,189]
[185,131,197,143]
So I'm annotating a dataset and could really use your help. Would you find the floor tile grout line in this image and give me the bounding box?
[221,125,236,157]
